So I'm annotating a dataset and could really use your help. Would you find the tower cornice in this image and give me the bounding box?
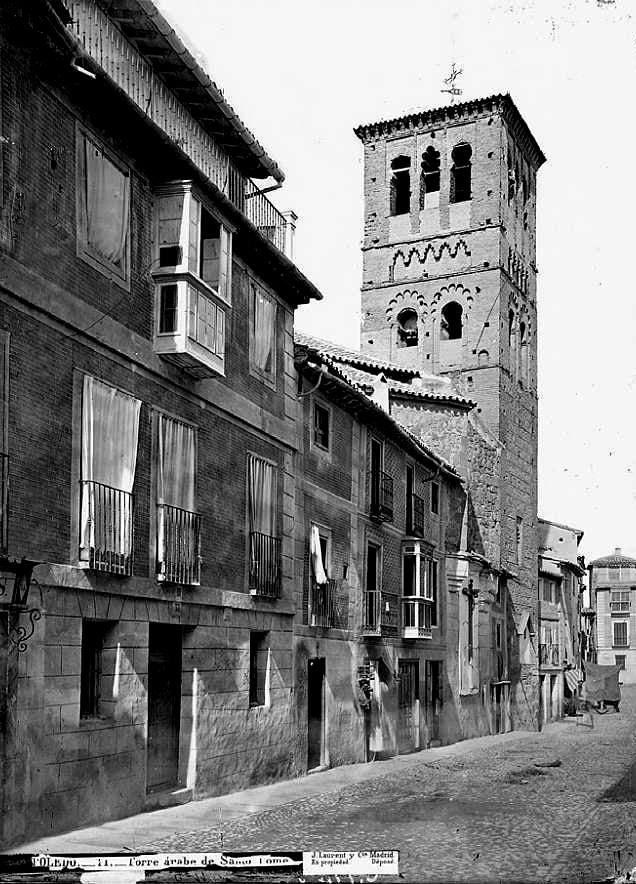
[354,93,545,171]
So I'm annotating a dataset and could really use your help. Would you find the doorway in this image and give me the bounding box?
[147,624,182,793]
[425,660,442,744]
[307,657,325,770]
[397,660,420,753]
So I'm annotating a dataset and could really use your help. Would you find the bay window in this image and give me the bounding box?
[402,542,438,638]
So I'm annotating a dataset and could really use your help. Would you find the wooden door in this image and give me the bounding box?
[398,660,420,753]
[307,657,325,770]
[147,624,182,792]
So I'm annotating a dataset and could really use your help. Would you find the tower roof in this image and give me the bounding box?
[354,93,545,170]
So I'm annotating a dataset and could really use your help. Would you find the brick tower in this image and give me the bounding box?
[355,94,545,728]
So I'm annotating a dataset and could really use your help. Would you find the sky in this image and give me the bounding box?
[160,0,636,565]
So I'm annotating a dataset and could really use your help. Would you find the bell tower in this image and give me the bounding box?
[355,95,546,727]
[354,93,544,440]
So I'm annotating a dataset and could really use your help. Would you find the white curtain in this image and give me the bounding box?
[80,376,141,556]
[85,139,130,268]
[251,285,274,373]
[157,415,196,569]
[310,524,327,585]
[248,455,275,537]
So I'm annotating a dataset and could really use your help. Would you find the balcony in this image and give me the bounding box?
[249,531,281,598]
[157,504,201,586]
[154,280,225,379]
[81,480,133,577]
[370,472,394,522]
[309,578,346,628]
[539,643,561,667]
[406,493,425,537]
[362,589,382,636]
[402,598,432,639]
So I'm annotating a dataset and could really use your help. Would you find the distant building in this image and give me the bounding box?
[588,548,636,683]
[538,519,585,723]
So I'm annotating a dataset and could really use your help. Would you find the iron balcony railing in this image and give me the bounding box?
[362,589,382,636]
[245,181,287,253]
[157,504,201,585]
[402,598,432,639]
[407,492,425,536]
[249,531,282,598]
[370,471,394,522]
[539,643,561,666]
[81,480,133,577]
[309,578,346,628]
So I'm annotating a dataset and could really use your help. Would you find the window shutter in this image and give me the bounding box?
[188,195,200,274]
[216,306,225,357]
[219,226,231,301]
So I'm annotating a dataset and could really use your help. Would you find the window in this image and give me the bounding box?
[507,149,516,202]
[615,655,626,671]
[519,321,528,386]
[440,302,462,341]
[250,282,276,381]
[450,143,472,203]
[80,620,114,718]
[610,590,630,613]
[248,454,280,597]
[80,377,141,575]
[364,543,381,632]
[613,621,628,648]
[313,402,330,451]
[249,631,269,706]
[495,621,502,650]
[77,130,130,286]
[369,438,393,521]
[431,481,440,515]
[396,308,418,348]
[516,517,523,566]
[541,578,558,604]
[390,156,411,216]
[156,414,200,585]
[420,146,440,209]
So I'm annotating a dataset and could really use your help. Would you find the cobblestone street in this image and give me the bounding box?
[16,688,636,884]
[144,690,636,883]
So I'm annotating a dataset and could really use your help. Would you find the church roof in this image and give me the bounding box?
[354,93,545,170]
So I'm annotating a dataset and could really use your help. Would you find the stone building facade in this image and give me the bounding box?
[0,0,320,847]
[293,334,465,767]
[354,95,545,730]
[537,518,585,723]
[589,549,636,684]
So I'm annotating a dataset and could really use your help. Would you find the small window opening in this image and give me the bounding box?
[519,322,528,385]
[396,307,419,348]
[507,150,516,202]
[159,245,183,267]
[516,517,523,566]
[249,631,269,706]
[390,156,411,216]
[313,402,330,449]
[440,301,463,341]
[431,481,440,515]
[420,146,440,209]
[450,143,472,204]
[80,620,113,719]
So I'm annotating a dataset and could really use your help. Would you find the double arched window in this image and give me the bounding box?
[390,156,411,216]
[450,143,472,203]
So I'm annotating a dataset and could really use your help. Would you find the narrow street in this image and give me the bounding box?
[14,687,636,884]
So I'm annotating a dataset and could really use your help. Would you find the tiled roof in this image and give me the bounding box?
[295,331,475,408]
[589,552,636,568]
[295,331,419,379]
